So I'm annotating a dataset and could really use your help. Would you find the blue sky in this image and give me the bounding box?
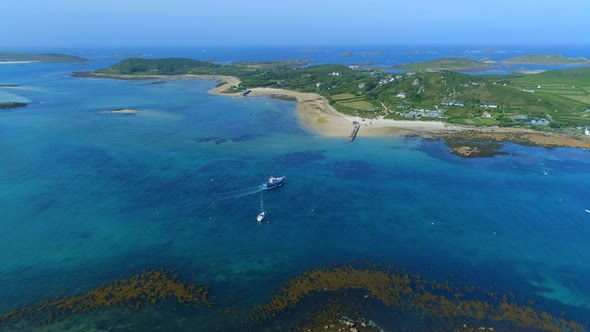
[2,0,589,47]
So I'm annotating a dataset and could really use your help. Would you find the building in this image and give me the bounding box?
[585,127,590,135]
[396,92,407,98]
[523,89,535,93]
[482,111,492,118]
[442,100,464,107]
[480,102,498,108]
[531,119,549,126]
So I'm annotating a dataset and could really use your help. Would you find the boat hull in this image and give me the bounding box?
[262,176,285,190]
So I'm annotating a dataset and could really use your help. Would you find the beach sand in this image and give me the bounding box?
[209,81,460,138]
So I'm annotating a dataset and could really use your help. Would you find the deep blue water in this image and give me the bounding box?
[1,47,590,331]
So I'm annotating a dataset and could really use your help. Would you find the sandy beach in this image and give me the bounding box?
[208,78,459,138]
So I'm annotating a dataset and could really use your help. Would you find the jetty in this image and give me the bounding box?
[348,123,360,142]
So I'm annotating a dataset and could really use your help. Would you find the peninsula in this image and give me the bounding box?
[73,57,590,150]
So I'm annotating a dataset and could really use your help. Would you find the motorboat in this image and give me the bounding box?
[257,211,266,222]
[262,176,285,190]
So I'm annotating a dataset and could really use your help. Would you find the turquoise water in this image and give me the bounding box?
[1,51,590,331]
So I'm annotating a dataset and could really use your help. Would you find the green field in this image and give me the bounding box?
[331,93,376,110]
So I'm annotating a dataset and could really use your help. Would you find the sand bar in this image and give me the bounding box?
[0,61,40,65]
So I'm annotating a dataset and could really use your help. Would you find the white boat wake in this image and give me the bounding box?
[211,185,264,201]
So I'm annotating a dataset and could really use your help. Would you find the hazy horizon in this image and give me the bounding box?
[2,0,588,48]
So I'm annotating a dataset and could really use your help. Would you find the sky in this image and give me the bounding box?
[2,0,589,47]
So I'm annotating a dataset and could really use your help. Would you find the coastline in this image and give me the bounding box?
[206,75,590,149]
[77,72,590,149]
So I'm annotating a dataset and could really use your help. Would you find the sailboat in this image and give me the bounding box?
[257,193,266,222]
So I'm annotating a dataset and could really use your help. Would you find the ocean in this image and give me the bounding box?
[1,46,590,331]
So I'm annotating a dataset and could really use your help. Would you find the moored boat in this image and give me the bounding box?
[262,176,285,190]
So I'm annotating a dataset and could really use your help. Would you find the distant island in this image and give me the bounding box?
[73,56,590,150]
[395,58,492,71]
[0,52,87,63]
[501,54,590,65]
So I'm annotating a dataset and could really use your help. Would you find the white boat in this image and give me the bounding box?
[257,193,267,222]
[262,176,285,190]
[585,209,590,214]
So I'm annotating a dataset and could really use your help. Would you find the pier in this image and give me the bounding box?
[348,123,360,142]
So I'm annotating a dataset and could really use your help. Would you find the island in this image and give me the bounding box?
[394,58,493,71]
[502,54,590,65]
[0,52,87,63]
[72,57,590,151]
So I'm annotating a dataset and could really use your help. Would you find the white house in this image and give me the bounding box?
[396,92,407,98]
[480,102,498,108]
[585,127,590,135]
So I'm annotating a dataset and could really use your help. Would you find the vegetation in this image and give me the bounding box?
[395,57,492,71]
[85,57,590,131]
[0,52,87,63]
[254,266,584,332]
[96,57,220,75]
[0,270,210,327]
[502,54,590,65]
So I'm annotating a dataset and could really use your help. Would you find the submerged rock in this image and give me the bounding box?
[195,136,229,144]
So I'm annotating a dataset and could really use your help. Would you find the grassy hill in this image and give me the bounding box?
[96,58,222,75]
[503,55,590,65]
[506,68,590,126]
[395,58,491,71]
[372,70,590,127]
[0,52,87,63]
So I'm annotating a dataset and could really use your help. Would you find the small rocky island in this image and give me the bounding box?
[0,102,28,109]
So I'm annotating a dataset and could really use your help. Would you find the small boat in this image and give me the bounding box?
[585,209,590,214]
[257,193,267,222]
[262,176,285,190]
